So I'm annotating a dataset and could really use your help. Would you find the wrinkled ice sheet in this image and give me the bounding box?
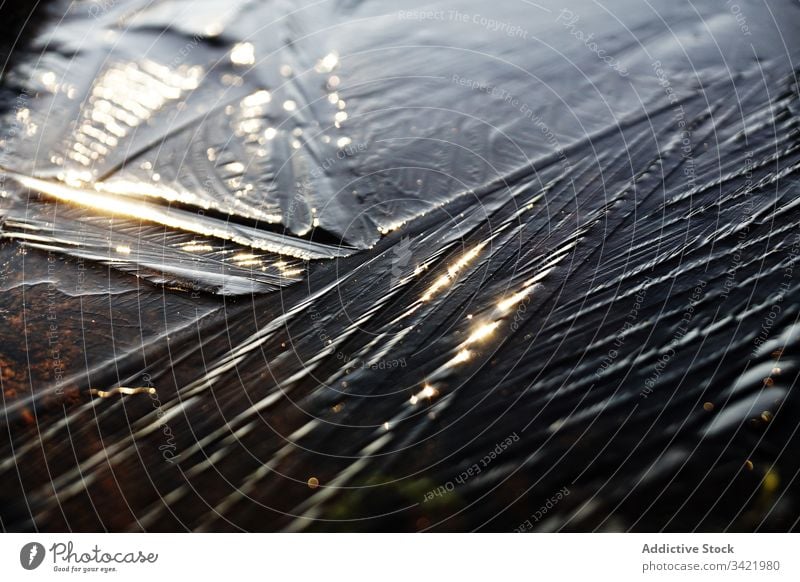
[4,0,784,292]
[1,0,800,532]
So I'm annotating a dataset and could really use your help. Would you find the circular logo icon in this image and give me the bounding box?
[19,542,46,570]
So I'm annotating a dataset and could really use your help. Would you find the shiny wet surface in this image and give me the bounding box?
[1,0,800,531]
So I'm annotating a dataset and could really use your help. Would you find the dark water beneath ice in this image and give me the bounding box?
[1,0,800,531]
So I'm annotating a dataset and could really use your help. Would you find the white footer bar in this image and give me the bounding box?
[2,533,797,581]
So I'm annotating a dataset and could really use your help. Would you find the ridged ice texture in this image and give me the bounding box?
[1,0,800,532]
